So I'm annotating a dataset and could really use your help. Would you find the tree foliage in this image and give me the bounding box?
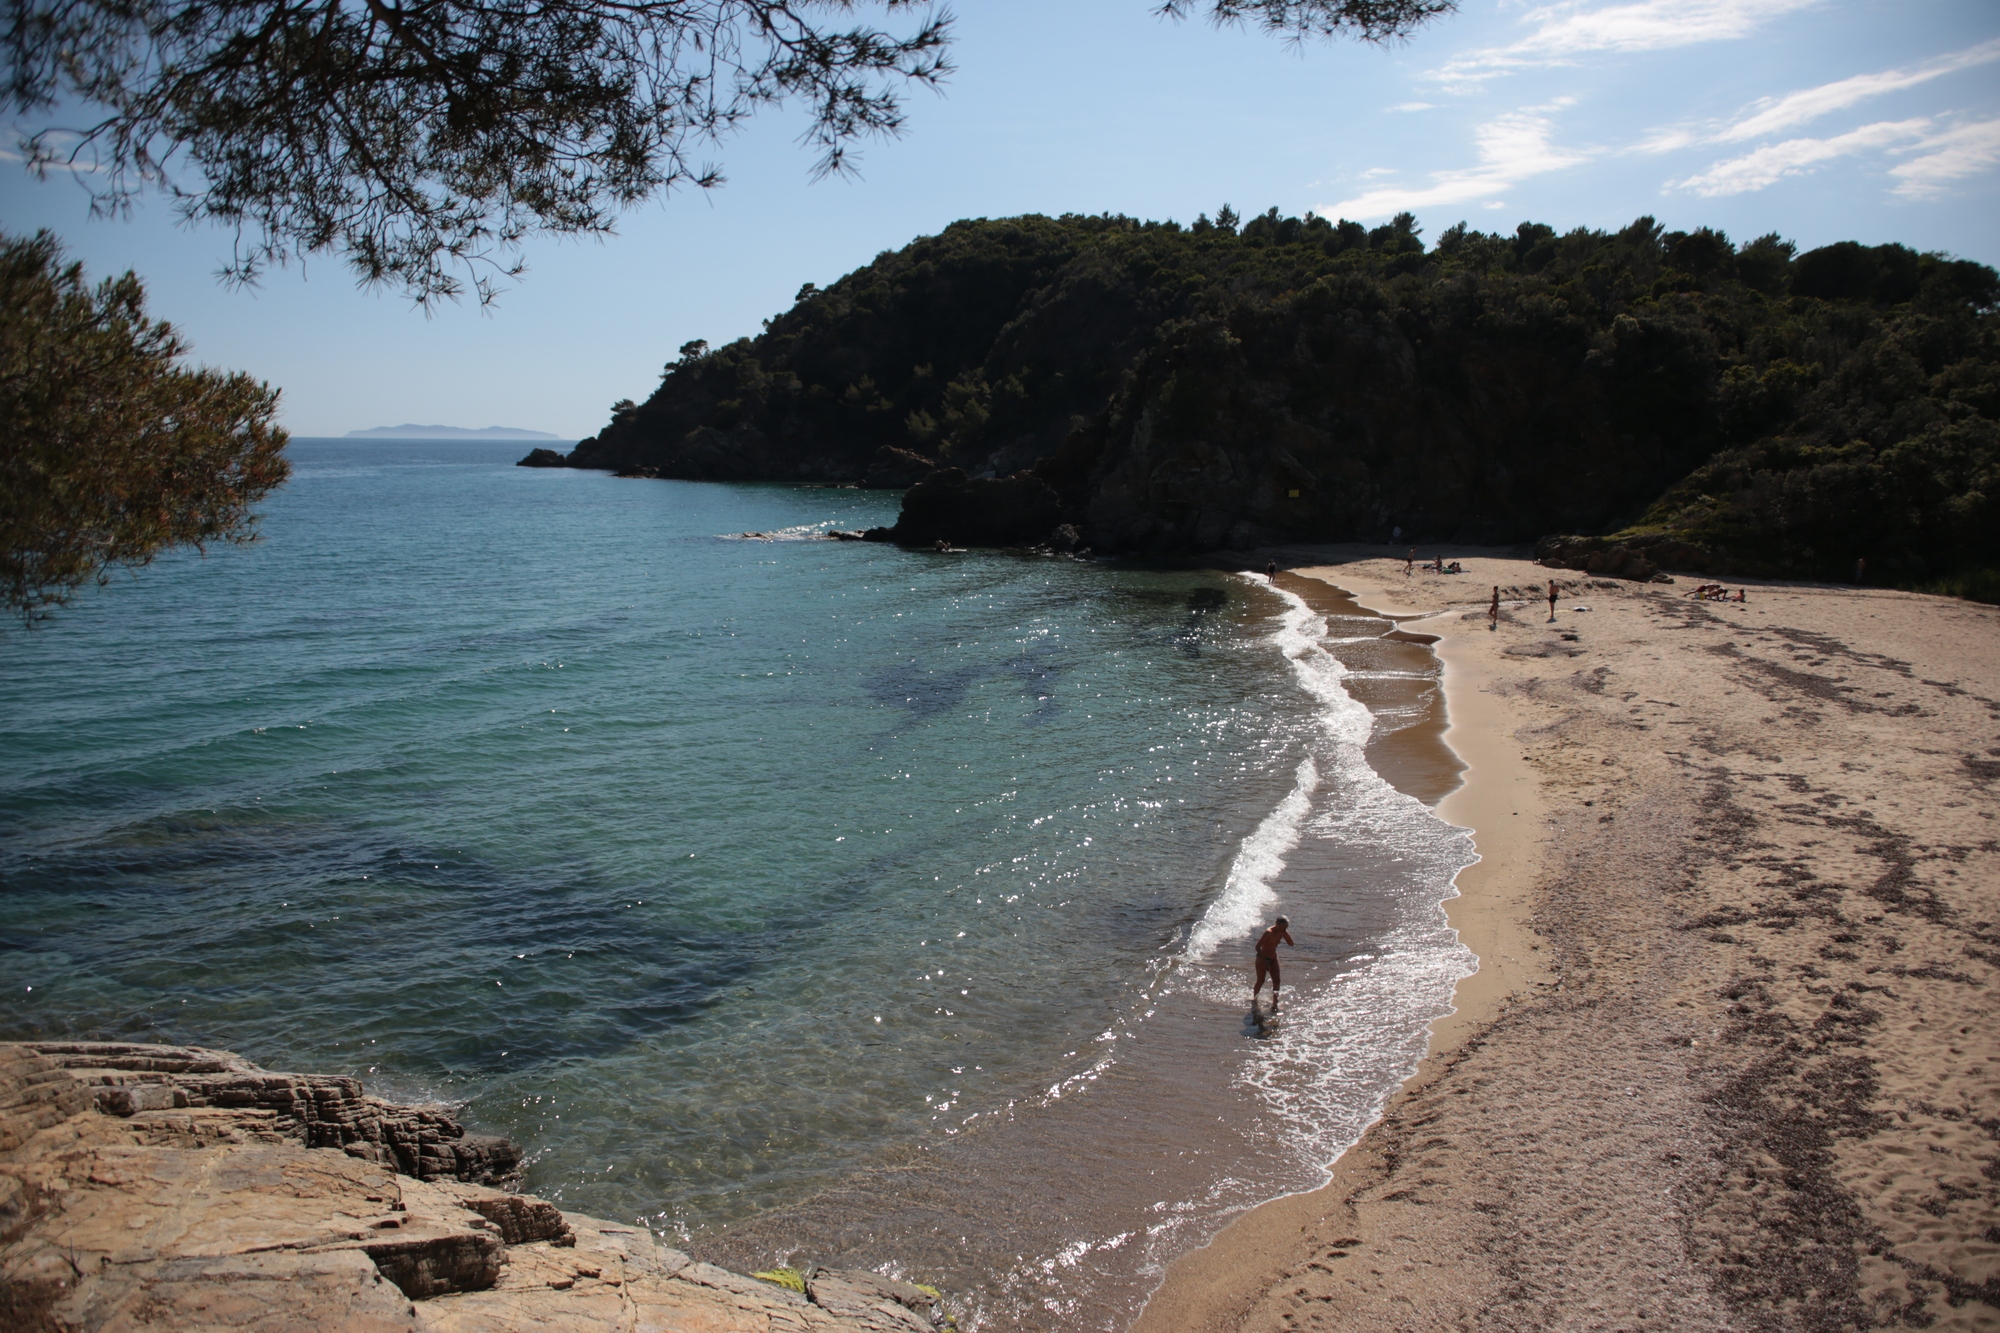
[566,208,1997,583]
[0,230,289,622]
[4,0,1448,304]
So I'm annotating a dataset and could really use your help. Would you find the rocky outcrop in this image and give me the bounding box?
[1536,532,1712,581]
[888,468,1062,547]
[25,1041,519,1186]
[860,446,936,489]
[0,1043,943,1331]
[516,448,569,468]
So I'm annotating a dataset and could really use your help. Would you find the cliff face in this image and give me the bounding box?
[541,213,1998,584]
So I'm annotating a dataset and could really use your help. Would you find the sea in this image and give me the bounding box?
[0,439,1476,1330]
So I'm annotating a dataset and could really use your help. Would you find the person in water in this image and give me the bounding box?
[1254,915,1295,1010]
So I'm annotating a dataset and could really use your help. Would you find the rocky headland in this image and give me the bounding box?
[0,1042,947,1332]
[520,214,1995,593]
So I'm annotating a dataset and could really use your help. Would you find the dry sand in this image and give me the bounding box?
[1135,547,2000,1333]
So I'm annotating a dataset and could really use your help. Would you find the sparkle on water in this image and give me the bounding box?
[0,440,1473,1331]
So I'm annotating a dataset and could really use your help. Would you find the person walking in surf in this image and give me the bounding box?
[1253,915,1295,1011]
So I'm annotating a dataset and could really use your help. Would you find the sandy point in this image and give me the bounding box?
[1137,545,2000,1333]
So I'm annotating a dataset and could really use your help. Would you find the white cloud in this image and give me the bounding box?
[1389,102,1437,112]
[1657,38,2000,147]
[0,145,100,174]
[1676,119,1929,196]
[1434,0,1818,87]
[1325,109,1590,218]
[1722,43,2000,140]
[1890,117,2000,198]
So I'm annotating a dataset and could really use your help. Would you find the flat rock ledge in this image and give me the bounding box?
[0,1042,942,1332]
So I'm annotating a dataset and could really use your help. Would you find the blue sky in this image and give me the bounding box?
[5,0,1997,438]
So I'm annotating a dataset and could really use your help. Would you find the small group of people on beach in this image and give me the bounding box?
[1404,549,1463,576]
[1687,583,1746,602]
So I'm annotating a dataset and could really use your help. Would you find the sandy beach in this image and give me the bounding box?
[1137,547,2000,1332]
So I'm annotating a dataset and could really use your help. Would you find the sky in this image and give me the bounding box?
[5,0,1998,439]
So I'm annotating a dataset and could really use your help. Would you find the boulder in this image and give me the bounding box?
[517,448,569,468]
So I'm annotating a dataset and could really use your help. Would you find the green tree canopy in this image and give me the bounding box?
[1,230,289,623]
[562,209,1997,585]
[4,0,1450,304]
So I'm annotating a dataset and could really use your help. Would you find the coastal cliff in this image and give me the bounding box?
[0,1042,946,1332]
[529,213,1997,589]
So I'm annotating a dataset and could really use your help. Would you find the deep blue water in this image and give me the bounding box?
[0,440,1472,1330]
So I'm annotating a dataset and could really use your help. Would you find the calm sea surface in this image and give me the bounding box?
[0,440,1473,1330]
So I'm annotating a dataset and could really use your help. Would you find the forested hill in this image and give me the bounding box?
[550,210,1999,585]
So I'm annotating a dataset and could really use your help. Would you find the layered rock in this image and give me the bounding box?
[0,1043,941,1332]
[24,1041,519,1186]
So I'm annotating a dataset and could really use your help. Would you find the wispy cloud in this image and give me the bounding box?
[1325,109,1590,218]
[1676,119,1929,196]
[1719,40,2000,141]
[0,145,101,174]
[1434,0,1818,88]
[1388,102,1437,113]
[1890,117,2000,198]
[1642,38,2000,152]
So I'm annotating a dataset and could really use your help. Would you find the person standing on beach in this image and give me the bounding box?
[1266,560,1278,580]
[1547,578,1559,622]
[1253,915,1294,1011]
[1855,557,1867,585]
[1406,548,1415,575]
[1490,586,1500,628]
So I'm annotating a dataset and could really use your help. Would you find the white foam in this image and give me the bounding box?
[1181,576,1381,966]
[1183,755,1318,963]
[1186,572,1478,1174]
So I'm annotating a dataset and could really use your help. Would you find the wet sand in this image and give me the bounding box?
[1137,547,2000,1333]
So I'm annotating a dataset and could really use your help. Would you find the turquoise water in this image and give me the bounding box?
[0,440,1473,1330]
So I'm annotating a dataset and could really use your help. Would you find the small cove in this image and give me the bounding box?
[0,440,1475,1331]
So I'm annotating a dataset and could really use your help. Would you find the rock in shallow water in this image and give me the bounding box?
[888,467,1063,548]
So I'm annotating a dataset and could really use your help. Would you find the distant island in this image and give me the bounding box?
[347,424,567,440]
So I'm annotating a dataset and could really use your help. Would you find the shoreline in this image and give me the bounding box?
[1136,545,2000,1332]
[1133,554,1555,1332]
